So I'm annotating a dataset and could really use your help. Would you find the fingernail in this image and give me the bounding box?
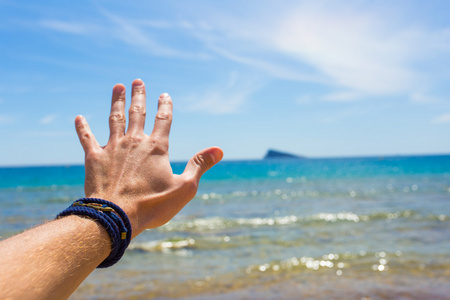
[75,115,83,125]
[74,115,86,128]
[113,84,125,94]
[160,93,170,98]
[133,78,144,87]
[210,147,224,164]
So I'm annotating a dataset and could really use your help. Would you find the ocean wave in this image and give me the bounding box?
[159,210,447,233]
[121,248,450,300]
[128,210,448,254]
[243,250,397,275]
[128,238,196,253]
[195,181,450,202]
[0,184,83,192]
[241,250,450,280]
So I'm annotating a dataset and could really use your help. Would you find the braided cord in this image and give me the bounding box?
[57,198,132,268]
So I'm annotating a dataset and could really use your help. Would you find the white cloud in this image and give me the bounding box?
[33,1,450,111]
[139,19,173,29]
[39,20,98,35]
[321,91,364,102]
[38,10,187,58]
[321,107,367,123]
[98,9,186,58]
[51,2,447,108]
[181,72,263,114]
[296,95,313,105]
[26,131,72,137]
[431,113,450,124]
[410,92,441,103]
[208,45,326,83]
[0,115,14,124]
[39,114,57,125]
[183,1,450,101]
[270,3,420,94]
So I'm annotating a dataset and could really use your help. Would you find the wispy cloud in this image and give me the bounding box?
[321,91,365,102]
[182,1,450,101]
[26,131,72,137]
[270,3,420,94]
[38,20,98,35]
[431,113,450,124]
[36,9,194,59]
[321,107,367,123]
[208,45,326,84]
[296,95,313,105]
[181,72,263,114]
[98,8,186,58]
[39,114,57,125]
[90,1,450,110]
[410,92,441,103]
[0,115,14,124]
[24,1,450,112]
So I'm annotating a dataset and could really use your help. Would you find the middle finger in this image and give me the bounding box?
[127,79,147,136]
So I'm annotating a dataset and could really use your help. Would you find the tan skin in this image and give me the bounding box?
[0,79,223,299]
[81,78,223,236]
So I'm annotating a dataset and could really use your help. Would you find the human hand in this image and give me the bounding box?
[74,79,223,237]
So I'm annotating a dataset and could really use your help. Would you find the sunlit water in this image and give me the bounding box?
[1,155,449,299]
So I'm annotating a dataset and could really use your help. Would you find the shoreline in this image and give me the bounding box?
[72,265,450,299]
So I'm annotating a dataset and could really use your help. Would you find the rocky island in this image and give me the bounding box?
[263,149,306,159]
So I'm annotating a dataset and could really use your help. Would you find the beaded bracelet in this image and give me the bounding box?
[57,198,132,268]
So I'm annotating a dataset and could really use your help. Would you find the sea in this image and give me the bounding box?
[0,155,449,299]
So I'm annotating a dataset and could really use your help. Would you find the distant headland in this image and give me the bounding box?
[263,149,306,159]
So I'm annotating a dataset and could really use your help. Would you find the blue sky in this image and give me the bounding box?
[1,0,450,166]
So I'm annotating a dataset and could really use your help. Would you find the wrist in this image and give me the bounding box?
[57,198,132,268]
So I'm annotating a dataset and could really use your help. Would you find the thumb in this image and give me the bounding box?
[182,147,223,182]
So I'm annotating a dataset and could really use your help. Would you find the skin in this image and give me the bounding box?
[0,79,223,300]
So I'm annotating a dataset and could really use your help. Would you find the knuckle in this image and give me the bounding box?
[75,120,88,132]
[115,93,126,102]
[193,155,205,167]
[159,98,172,106]
[129,105,146,115]
[149,138,168,155]
[109,113,126,123]
[121,135,145,148]
[129,135,144,144]
[132,86,146,95]
[75,122,84,131]
[193,154,212,170]
[155,112,171,121]
[80,130,93,141]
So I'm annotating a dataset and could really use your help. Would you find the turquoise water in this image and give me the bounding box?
[1,155,449,299]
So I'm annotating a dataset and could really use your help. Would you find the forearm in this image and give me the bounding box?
[0,79,223,299]
[0,215,110,300]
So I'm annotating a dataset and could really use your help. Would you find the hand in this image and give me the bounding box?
[74,79,223,237]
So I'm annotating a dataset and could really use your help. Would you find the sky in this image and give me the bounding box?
[1,0,450,166]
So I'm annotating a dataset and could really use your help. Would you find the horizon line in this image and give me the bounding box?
[1,152,449,169]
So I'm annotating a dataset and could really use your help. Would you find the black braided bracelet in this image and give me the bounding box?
[56,198,132,268]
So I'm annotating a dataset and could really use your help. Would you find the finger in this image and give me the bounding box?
[182,147,223,183]
[127,79,147,136]
[108,84,126,141]
[150,93,173,143]
[75,115,100,153]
